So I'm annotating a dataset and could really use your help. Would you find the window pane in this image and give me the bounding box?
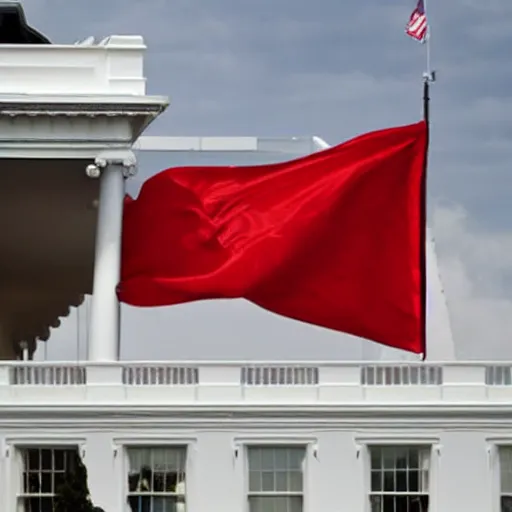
[396,471,407,492]
[409,469,419,491]
[370,495,382,512]
[41,450,52,470]
[419,469,429,493]
[371,448,382,470]
[54,472,65,492]
[261,449,275,470]
[249,496,269,512]
[261,471,275,491]
[502,496,512,512]
[249,471,261,492]
[274,448,287,470]
[248,448,261,471]
[383,471,394,492]
[502,448,512,472]
[288,448,304,470]
[41,472,52,493]
[249,496,302,512]
[396,454,407,470]
[371,471,382,492]
[409,448,419,469]
[54,451,65,471]
[28,449,40,470]
[288,471,303,492]
[275,471,288,492]
[382,448,396,469]
[502,448,512,494]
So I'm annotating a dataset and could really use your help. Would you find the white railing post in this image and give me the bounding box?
[442,364,487,401]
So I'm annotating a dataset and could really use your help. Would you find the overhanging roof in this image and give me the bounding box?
[0,35,168,355]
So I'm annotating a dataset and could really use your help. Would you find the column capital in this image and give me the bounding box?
[85,149,137,179]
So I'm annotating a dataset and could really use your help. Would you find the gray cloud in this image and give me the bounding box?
[22,0,512,360]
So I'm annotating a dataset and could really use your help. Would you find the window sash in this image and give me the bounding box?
[369,492,430,496]
[18,493,58,497]
[248,492,303,497]
[19,447,78,503]
[248,495,303,512]
[127,492,185,497]
[126,446,187,501]
[500,447,512,494]
[246,446,305,494]
[369,446,431,494]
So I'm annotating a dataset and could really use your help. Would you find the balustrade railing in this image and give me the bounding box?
[0,362,510,404]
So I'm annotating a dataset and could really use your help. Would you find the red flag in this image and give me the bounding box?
[119,121,427,354]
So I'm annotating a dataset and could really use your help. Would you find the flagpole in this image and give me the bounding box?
[424,0,432,77]
[420,0,433,362]
[422,0,435,121]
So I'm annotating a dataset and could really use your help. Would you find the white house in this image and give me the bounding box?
[0,26,511,512]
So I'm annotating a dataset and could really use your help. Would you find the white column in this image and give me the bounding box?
[87,151,136,362]
[20,341,29,361]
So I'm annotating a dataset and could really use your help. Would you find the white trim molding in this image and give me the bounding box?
[355,435,441,512]
[486,437,512,512]
[0,99,167,159]
[238,437,316,512]
[134,136,324,155]
[4,436,87,512]
[114,436,197,512]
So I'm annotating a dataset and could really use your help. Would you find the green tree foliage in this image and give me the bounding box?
[54,451,104,512]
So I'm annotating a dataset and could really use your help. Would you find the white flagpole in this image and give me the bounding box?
[422,0,435,84]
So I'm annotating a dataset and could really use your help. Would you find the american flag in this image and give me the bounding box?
[406,0,428,42]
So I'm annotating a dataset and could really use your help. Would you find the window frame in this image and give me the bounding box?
[116,437,196,512]
[356,436,439,512]
[487,439,512,512]
[238,438,316,512]
[6,438,85,512]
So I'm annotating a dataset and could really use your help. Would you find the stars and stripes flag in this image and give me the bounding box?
[406,0,428,42]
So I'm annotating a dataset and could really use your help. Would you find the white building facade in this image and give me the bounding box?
[0,30,510,512]
[1,361,512,512]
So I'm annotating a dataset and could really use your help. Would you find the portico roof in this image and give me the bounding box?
[0,35,168,356]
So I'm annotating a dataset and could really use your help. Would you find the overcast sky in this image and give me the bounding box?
[24,0,512,361]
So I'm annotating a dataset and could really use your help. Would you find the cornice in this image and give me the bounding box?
[0,101,167,157]
[0,102,166,117]
[1,403,512,419]
[0,401,510,410]
[3,416,512,431]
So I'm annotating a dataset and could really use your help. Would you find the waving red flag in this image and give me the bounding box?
[119,121,427,353]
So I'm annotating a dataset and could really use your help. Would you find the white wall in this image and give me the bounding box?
[0,424,501,512]
[436,431,492,512]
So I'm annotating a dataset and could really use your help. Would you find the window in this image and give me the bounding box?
[369,446,430,512]
[500,447,512,511]
[127,446,187,512]
[247,446,305,512]
[18,447,78,512]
